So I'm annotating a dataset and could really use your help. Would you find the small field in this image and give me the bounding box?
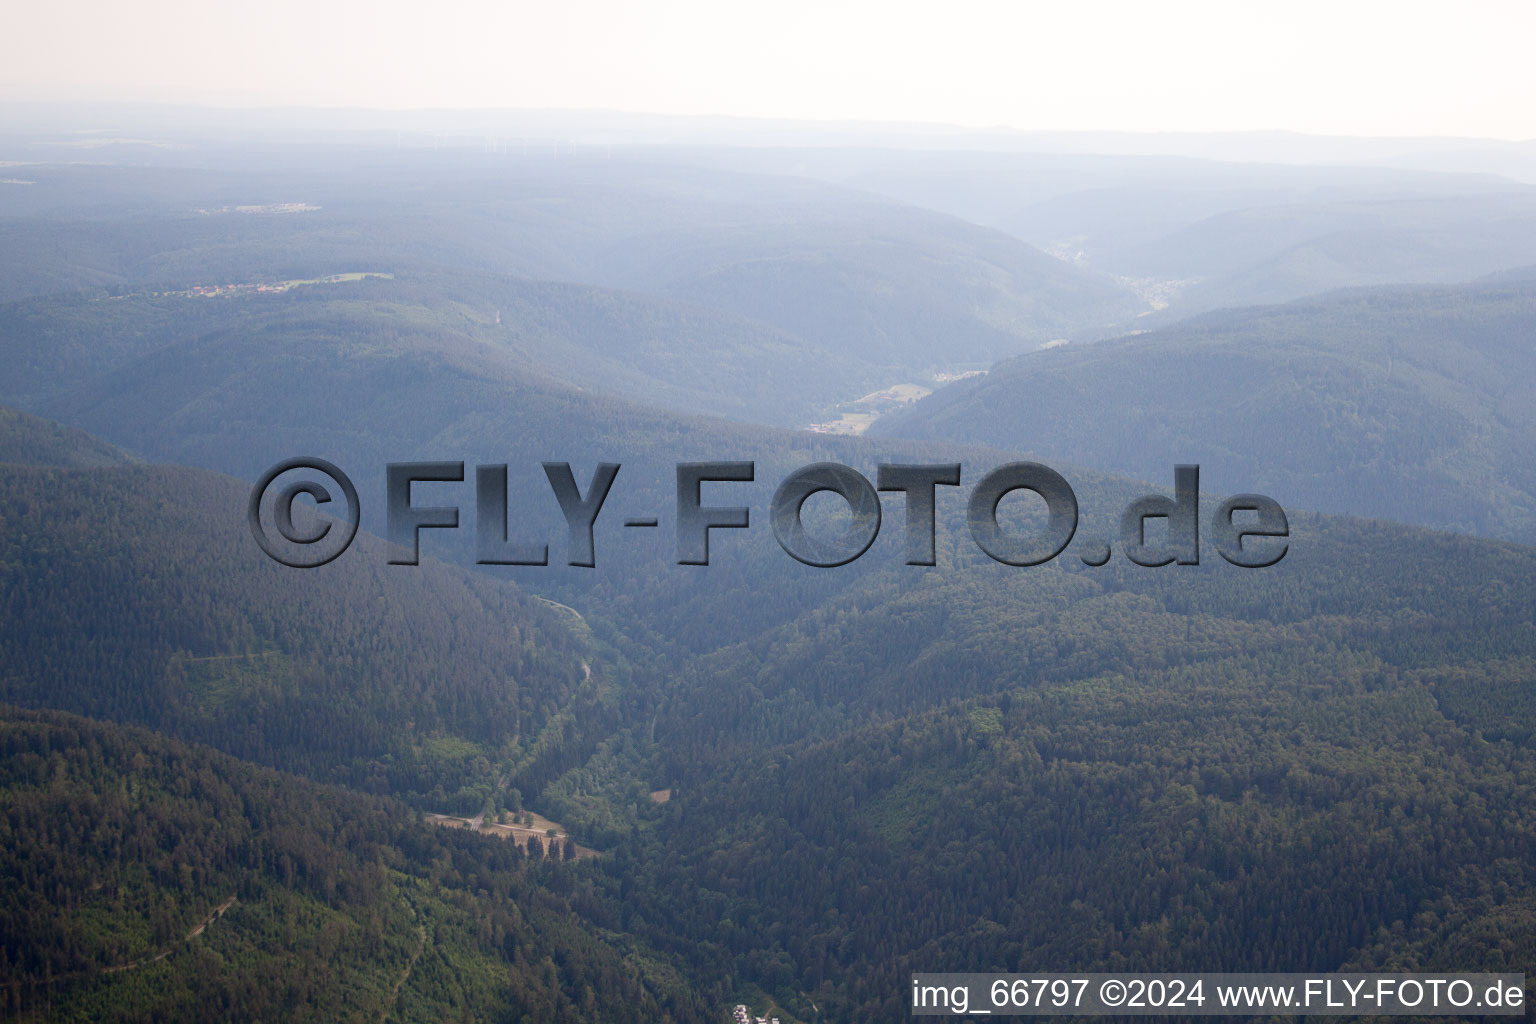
[806,381,933,434]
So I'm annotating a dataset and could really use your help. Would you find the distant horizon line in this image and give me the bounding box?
[0,98,1532,146]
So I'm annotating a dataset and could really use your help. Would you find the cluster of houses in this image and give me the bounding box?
[173,273,384,300]
[732,1004,780,1024]
[184,282,291,297]
[193,202,320,215]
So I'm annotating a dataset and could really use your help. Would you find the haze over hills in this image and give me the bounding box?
[11,120,1536,356]
[1106,193,1536,315]
[875,275,1536,543]
[668,145,1536,317]
[3,112,1536,1021]
[0,155,1146,399]
[5,103,1536,177]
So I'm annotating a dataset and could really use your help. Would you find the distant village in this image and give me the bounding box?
[193,202,320,215]
[164,271,391,300]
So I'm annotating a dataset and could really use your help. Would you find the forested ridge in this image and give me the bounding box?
[876,277,1536,542]
[0,460,599,810]
[0,705,707,1022]
[0,407,134,469]
[622,647,1536,1019]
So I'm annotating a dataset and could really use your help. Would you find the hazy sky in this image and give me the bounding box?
[3,0,1533,138]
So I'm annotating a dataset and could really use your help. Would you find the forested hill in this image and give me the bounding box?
[874,276,1536,542]
[632,639,1536,1019]
[0,448,594,810]
[0,267,874,430]
[0,704,707,1022]
[0,406,135,468]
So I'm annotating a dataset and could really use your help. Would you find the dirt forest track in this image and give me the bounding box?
[102,895,238,974]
